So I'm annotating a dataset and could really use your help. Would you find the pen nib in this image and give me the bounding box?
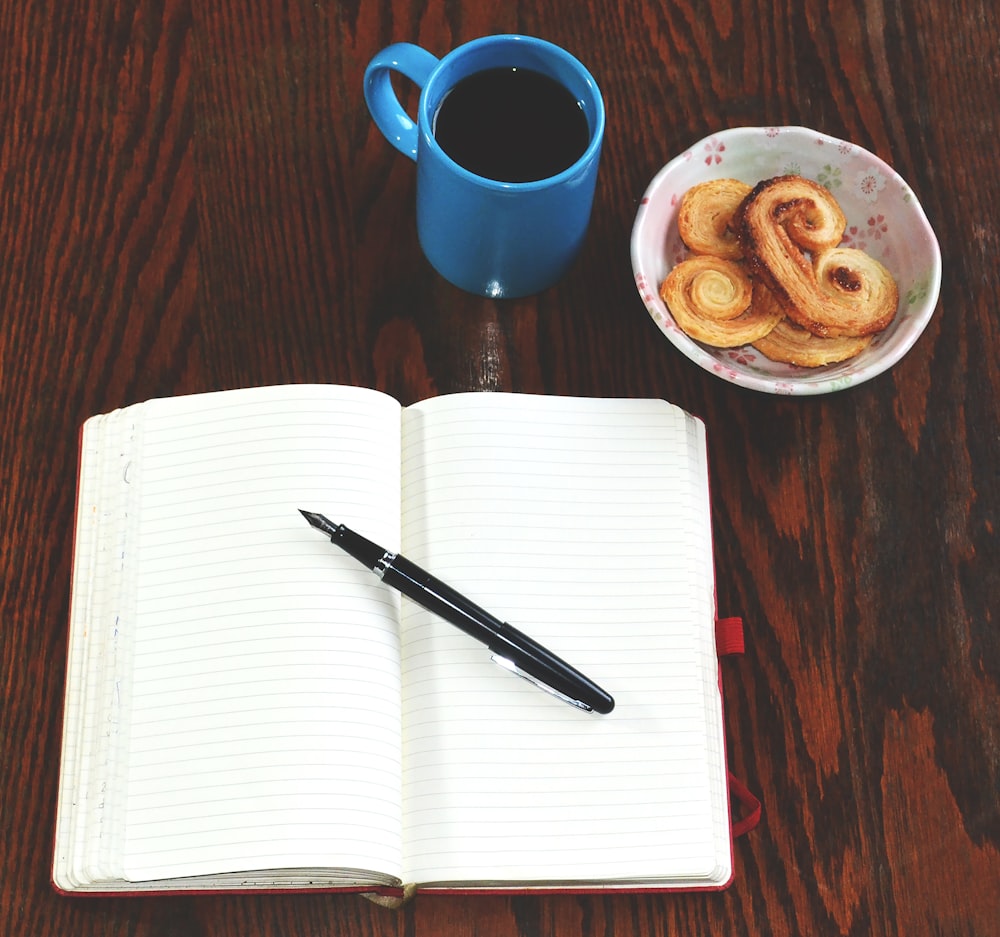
[299,509,337,537]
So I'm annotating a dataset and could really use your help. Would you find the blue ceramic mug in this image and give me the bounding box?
[363,35,605,298]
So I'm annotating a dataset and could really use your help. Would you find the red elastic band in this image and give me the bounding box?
[715,616,745,657]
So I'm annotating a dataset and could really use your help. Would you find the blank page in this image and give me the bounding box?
[115,385,406,884]
[398,394,728,886]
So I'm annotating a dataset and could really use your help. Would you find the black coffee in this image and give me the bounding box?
[433,67,590,183]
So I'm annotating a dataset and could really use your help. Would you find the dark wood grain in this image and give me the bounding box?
[2,0,997,934]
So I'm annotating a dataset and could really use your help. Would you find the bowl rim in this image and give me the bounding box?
[630,125,943,396]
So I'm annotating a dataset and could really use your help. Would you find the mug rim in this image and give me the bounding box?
[417,34,605,191]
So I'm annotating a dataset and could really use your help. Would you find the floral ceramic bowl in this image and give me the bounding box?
[630,126,941,395]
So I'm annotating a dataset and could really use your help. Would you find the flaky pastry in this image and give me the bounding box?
[677,178,752,260]
[809,247,900,334]
[660,257,784,347]
[737,175,846,255]
[752,316,873,366]
[737,176,897,337]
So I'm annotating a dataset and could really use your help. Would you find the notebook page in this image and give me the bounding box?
[689,417,732,884]
[118,385,405,884]
[54,409,141,890]
[398,394,727,885]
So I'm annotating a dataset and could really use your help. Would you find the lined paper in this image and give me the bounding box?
[54,409,141,890]
[55,386,730,892]
[116,386,406,882]
[398,394,728,885]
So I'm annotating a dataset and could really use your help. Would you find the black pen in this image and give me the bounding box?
[299,510,614,714]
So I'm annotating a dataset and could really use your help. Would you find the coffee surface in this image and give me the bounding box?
[433,67,590,183]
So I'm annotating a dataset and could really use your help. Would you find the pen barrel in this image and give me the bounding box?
[380,554,507,634]
[382,554,614,714]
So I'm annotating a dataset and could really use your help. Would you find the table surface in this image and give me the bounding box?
[2,1,998,935]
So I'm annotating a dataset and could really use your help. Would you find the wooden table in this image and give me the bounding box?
[3,1,998,934]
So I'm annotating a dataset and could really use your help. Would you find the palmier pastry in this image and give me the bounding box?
[737,175,846,257]
[753,316,873,367]
[808,247,900,336]
[738,176,897,337]
[677,178,752,260]
[659,257,784,347]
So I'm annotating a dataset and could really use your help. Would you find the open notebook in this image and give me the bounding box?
[53,385,734,895]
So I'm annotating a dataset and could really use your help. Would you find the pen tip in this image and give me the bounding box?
[299,510,339,538]
[299,509,325,530]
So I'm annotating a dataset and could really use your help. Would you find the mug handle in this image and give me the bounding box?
[363,43,440,161]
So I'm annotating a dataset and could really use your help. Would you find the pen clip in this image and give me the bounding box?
[491,654,594,713]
